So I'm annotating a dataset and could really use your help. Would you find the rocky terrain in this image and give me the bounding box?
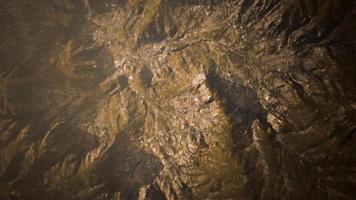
[0,0,355,199]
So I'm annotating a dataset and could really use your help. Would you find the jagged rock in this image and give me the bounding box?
[0,0,355,199]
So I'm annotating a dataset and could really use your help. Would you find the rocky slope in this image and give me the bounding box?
[0,0,355,199]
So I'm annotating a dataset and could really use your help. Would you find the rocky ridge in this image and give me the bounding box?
[0,0,355,199]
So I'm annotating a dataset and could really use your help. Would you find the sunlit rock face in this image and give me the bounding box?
[0,0,355,199]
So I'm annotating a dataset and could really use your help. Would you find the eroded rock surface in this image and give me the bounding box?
[0,0,355,199]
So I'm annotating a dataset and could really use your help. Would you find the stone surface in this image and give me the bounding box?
[0,0,355,199]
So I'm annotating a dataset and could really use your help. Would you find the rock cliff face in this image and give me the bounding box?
[0,0,355,199]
